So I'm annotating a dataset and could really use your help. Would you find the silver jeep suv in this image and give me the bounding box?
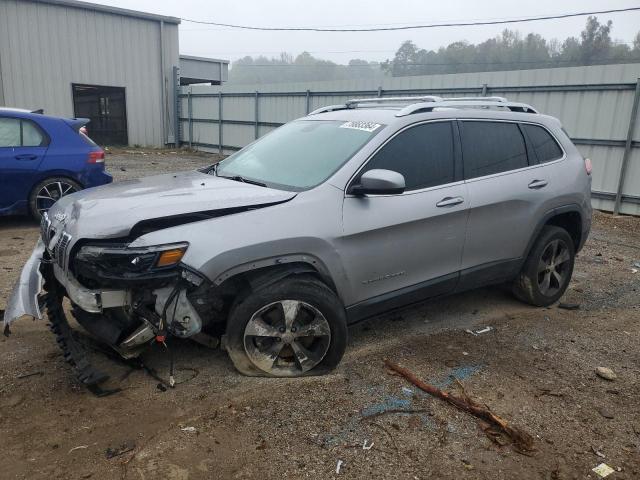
[4,96,592,386]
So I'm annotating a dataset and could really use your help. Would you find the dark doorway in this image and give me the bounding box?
[72,84,128,145]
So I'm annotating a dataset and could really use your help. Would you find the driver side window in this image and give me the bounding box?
[360,121,456,191]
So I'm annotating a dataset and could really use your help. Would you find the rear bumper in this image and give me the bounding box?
[3,240,45,329]
[79,167,113,189]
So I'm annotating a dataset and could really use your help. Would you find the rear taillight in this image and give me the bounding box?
[88,150,105,164]
[584,158,592,175]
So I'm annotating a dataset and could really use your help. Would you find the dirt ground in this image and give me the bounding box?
[0,150,639,480]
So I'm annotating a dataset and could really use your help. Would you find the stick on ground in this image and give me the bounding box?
[384,359,535,452]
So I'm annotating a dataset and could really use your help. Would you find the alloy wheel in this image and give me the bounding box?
[243,299,331,375]
[536,239,571,297]
[36,181,77,214]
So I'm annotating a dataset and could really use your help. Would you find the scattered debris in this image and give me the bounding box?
[181,426,197,433]
[465,326,493,336]
[633,261,640,269]
[362,440,374,450]
[558,302,580,310]
[17,371,44,379]
[157,383,167,392]
[592,463,615,478]
[105,441,135,459]
[68,445,89,454]
[598,407,614,419]
[631,268,638,274]
[595,367,617,381]
[462,351,469,356]
[336,459,344,474]
[461,459,474,470]
[401,387,414,396]
[591,446,606,458]
[384,360,535,453]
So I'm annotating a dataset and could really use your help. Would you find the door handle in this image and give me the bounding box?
[528,179,548,189]
[436,196,464,207]
[15,154,38,161]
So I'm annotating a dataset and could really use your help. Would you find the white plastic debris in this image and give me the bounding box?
[362,440,374,450]
[181,426,197,433]
[465,326,493,336]
[68,445,88,453]
[592,463,615,478]
[336,459,344,474]
[401,387,414,396]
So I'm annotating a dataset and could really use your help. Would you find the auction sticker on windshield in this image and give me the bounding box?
[340,121,381,132]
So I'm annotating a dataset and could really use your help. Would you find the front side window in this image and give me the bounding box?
[521,124,563,163]
[461,121,528,179]
[215,120,382,190]
[360,121,455,191]
[0,117,46,147]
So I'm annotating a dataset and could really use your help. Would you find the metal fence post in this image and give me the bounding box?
[218,92,223,154]
[481,83,488,96]
[173,66,180,146]
[305,89,311,114]
[255,90,260,139]
[377,86,382,97]
[614,77,640,215]
[187,88,193,149]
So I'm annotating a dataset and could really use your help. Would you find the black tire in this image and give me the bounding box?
[513,225,575,307]
[225,276,347,377]
[29,177,82,221]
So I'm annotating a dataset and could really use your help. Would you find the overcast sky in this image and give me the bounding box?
[96,0,640,64]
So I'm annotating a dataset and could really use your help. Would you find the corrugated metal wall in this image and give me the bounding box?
[0,0,179,147]
[179,63,640,215]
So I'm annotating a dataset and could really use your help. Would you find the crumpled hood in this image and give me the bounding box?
[50,170,297,239]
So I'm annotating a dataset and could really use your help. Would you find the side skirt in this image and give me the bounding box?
[344,258,523,324]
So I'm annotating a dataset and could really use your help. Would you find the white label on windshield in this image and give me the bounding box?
[340,121,381,132]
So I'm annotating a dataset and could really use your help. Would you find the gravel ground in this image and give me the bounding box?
[0,150,639,480]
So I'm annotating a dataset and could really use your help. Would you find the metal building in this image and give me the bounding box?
[0,0,228,146]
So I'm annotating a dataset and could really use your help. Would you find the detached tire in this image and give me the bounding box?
[29,177,82,221]
[225,276,347,377]
[513,226,575,307]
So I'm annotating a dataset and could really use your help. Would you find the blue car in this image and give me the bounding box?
[0,108,112,220]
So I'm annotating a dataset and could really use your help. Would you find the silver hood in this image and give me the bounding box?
[50,170,297,239]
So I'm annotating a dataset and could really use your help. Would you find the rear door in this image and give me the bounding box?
[341,120,468,309]
[0,116,49,210]
[458,120,560,287]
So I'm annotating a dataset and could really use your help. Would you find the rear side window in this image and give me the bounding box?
[0,117,46,147]
[362,121,455,191]
[461,121,528,179]
[521,124,563,163]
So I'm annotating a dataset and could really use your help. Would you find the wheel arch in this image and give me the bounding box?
[215,255,340,299]
[524,205,584,260]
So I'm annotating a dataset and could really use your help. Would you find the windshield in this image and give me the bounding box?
[214,120,382,190]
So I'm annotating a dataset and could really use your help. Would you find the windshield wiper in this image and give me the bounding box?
[217,174,267,187]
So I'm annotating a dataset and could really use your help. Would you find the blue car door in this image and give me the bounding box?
[0,116,48,212]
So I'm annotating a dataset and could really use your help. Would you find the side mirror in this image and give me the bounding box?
[349,169,406,196]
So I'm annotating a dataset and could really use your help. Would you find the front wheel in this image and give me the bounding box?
[513,225,576,307]
[225,276,347,377]
[29,177,82,220]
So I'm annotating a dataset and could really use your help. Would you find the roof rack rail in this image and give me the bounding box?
[344,96,443,108]
[441,96,507,103]
[307,96,538,116]
[396,99,538,116]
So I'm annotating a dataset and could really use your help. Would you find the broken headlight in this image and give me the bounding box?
[73,242,189,287]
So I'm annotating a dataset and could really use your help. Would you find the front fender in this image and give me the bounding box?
[3,239,45,332]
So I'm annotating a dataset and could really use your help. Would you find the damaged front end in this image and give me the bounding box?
[3,212,229,392]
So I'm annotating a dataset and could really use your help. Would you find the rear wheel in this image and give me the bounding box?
[29,177,82,220]
[513,226,575,306]
[225,276,347,377]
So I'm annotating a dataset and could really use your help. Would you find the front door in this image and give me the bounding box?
[72,84,128,145]
[340,120,468,313]
[0,116,48,211]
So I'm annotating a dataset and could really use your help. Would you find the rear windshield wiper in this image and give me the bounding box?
[217,173,267,187]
